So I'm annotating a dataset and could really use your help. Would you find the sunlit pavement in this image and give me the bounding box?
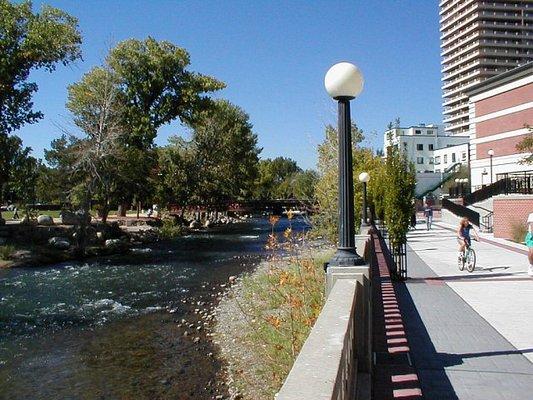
[407,222,533,363]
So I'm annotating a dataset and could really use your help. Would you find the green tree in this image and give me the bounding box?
[0,0,82,134]
[313,123,377,243]
[254,157,301,199]
[107,37,226,149]
[0,0,81,221]
[188,99,260,205]
[277,170,319,200]
[382,144,416,248]
[65,66,127,223]
[105,37,226,214]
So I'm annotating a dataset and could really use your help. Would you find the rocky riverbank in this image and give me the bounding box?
[211,239,334,400]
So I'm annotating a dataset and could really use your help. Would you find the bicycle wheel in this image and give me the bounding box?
[466,248,476,272]
[458,252,465,271]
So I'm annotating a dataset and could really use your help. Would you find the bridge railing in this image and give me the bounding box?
[275,231,372,400]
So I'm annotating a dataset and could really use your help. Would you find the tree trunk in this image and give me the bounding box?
[118,203,127,217]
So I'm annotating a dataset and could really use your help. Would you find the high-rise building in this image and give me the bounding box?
[440,0,532,135]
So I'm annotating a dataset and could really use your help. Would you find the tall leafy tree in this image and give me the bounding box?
[516,126,533,165]
[188,99,260,205]
[254,157,301,200]
[0,0,81,221]
[105,37,226,214]
[65,66,126,223]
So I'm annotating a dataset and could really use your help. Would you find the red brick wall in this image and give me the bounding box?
[476,83,533,117]
[476,134,530,159]
[493,197,533,239]
[476,108,533,139]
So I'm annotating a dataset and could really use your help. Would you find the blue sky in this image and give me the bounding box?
[18,0,442,170]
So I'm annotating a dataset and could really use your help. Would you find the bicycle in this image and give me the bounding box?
[458,238,477,272]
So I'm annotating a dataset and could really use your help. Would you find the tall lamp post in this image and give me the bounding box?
[488,149,494,184]
[359,172,370,226]
[324,62,365,266]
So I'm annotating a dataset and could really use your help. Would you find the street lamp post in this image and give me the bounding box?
[324,62,365,266]
[359,172,370,226]
[488,149,494,184]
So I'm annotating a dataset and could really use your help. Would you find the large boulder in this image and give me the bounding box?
[60,210,91,225]
[48,237,71,250]
[37,215,54,226]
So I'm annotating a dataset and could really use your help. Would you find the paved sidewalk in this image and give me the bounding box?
[399,224,533,399]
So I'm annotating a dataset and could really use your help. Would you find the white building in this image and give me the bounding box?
[384,124,469,173]
[434,143,470,173]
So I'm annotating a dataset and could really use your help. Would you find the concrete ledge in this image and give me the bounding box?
[276,279,360,400]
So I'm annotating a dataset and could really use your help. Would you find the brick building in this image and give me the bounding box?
[466,62,533,190]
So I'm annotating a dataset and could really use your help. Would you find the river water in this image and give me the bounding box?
[0,218,310,400]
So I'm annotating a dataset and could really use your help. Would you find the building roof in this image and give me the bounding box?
[465,62,533,97]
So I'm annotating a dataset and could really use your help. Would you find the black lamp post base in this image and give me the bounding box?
[328,248,366,267]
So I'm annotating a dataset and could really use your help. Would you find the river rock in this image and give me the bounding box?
[48,237,71,250]
[37,215,54,226]
[204,219,212,228]
[105,239,123,248]
[60,210,91,225]
[189,220,201,229]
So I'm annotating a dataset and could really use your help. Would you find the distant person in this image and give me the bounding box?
[526,213,533,277]
[457,217,479,263]
[424,205,433,231]
[410,210,417,230]
[12,206,19,220]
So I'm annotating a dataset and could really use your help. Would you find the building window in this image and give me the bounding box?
[403,142,408,149]
[435,156,441,165]
[417,157,424,164]
[417,144,424,151]
[427,130,434,135]
[444,154,448,163]
[461,152,467,161]
[429,157,434,164]
[415,130,421,134]
[429,144,434,151]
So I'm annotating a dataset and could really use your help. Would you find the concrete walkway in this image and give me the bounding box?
[400,222,533,399]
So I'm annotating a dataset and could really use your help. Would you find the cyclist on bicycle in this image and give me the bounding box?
[457,217,479,262]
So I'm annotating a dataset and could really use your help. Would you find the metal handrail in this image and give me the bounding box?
[442,198,480,227]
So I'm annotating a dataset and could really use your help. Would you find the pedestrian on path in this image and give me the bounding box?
[424,205,433,231]
[12,206,19,220]
[525,213,533,276]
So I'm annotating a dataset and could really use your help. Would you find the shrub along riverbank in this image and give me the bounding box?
[213,231,333,399]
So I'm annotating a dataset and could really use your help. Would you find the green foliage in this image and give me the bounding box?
[0,245,16,260]
[237,250,330,396]
[106,37,225,148]
[516,126,533,165]
[511,221,527,244]
[313,123,380,242]
[383,144,416,247]
[158,218,184,239]
[277,170,319,200]
[254,157,301,200]
[187,99,261,204]
[0,0,81,134]
[154,99,261,208]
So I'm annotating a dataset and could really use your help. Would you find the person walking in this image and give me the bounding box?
[12,206,19,220]
[525,213,533,277]
[424,205,433,231]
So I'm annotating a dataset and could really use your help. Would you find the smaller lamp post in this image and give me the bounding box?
[454,178,460,197]
[488,149,494,184]
[359,172,370,226]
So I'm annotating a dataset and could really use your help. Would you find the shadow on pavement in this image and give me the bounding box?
[394,277,460,399]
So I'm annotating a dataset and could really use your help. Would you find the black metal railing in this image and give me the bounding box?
[375,223,407,281]
[465,170,533,205]
[442,198,480,227]
[482,211,494,233]
[496,170,533,195]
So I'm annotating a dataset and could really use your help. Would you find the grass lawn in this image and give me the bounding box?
[2,210,62,220]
